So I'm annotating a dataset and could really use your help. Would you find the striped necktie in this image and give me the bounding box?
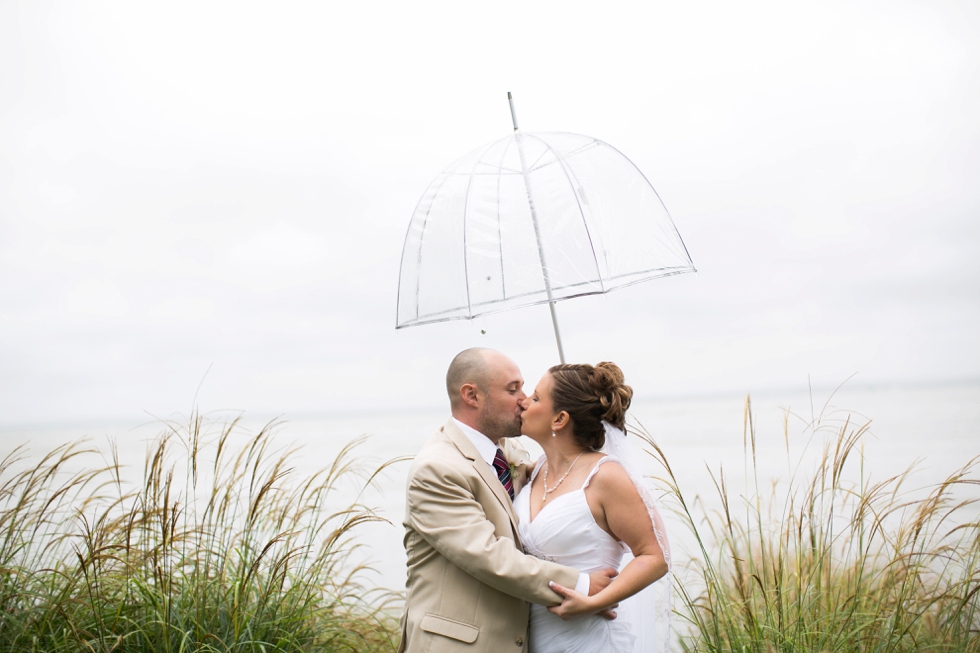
[492,448,514,500]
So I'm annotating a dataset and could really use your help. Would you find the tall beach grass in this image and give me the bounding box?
[640,395,980,652]
[0,412,401,653]
[4,394,976,653]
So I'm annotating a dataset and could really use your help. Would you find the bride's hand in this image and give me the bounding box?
[546,582,618,621]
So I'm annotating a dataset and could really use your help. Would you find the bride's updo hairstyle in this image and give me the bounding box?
[548,362,633,450]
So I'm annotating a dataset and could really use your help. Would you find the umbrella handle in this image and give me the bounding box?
[507,91,519,132]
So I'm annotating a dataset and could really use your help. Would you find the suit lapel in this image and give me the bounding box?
[443,420,520,532]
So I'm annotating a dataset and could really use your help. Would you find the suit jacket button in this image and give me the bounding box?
[516,637,524,647]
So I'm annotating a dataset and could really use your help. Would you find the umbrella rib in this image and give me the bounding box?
[495,137,516,300]
[527,138,601,173]
[591,139,696,270]
[522,133,599,172]
[514,135,556,303]
[472,159,523,175]
[493,164,524,175]
[526,145,552,172]
[454,169,524,176]
[405,170,456,323]
[461,140,502,318]
[526,133,605,292]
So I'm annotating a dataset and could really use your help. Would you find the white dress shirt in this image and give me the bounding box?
[453,417,501,467]
[451,417,591,596]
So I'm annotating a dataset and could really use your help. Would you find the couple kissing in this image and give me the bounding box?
[399,348,672,653]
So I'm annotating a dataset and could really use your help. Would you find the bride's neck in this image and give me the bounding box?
[541,439,589,469]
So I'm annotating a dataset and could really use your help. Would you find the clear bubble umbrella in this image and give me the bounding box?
[396,94,696,362]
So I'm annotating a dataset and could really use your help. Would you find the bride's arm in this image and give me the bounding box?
[547,462,668,619]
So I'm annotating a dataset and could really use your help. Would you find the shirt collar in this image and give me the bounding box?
[452,417,499,467]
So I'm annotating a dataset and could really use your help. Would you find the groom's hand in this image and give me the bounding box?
[547,582,619,621]
[587,568,618,596]
[587,568,619,620]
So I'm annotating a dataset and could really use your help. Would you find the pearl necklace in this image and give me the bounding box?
[541,452,586,503]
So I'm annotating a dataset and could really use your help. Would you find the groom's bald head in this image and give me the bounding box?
[446,348,494,411]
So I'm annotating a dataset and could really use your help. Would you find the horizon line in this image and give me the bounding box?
[1,374,977,433]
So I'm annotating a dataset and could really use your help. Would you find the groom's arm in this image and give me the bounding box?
[407,459,578,606]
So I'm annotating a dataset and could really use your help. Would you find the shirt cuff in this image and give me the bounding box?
[574,572,590,595]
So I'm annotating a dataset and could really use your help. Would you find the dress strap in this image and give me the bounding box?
[581,454,618,489]
[529,454,546,483]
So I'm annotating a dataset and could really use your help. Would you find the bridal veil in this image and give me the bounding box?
[600,420,672,653]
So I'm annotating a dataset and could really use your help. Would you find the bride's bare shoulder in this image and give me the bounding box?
[587,457,646,504]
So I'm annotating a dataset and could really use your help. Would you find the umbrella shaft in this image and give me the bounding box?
[515,130,565,363]
[548,301,566,364]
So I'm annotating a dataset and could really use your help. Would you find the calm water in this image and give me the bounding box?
[2,381,978,592]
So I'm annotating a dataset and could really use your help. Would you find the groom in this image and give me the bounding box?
[398,348,615,653]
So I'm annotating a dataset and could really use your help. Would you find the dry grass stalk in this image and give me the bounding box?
[0,412,402,653]
[636,395,980,653]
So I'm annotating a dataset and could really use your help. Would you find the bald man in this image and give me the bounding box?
[398,348,614,653]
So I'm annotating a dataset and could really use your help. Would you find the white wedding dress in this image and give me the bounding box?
[515,455,636,652]
[514,422,672,653]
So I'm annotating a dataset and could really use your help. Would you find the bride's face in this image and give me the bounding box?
[520,372,558,441]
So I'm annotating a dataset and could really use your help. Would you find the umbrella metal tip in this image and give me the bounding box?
[507,91,512,99]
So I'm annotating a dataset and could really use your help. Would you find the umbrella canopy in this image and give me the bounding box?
[396,130,696,332]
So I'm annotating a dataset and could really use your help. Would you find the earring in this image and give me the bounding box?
[551,431,557,438]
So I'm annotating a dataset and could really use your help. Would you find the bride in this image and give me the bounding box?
[515,362,672,653]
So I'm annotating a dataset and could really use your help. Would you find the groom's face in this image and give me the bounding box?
[476,354,526,441]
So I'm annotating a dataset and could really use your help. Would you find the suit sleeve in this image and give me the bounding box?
[407,459,580,606]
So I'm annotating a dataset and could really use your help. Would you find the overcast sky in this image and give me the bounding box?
[1,0,978,425]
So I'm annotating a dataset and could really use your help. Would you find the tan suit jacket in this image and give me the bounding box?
[398,419,580,653]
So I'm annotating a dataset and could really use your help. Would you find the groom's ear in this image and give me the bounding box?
[459,383,480,408]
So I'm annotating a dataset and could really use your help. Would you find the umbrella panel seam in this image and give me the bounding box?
[395,266,695,328]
